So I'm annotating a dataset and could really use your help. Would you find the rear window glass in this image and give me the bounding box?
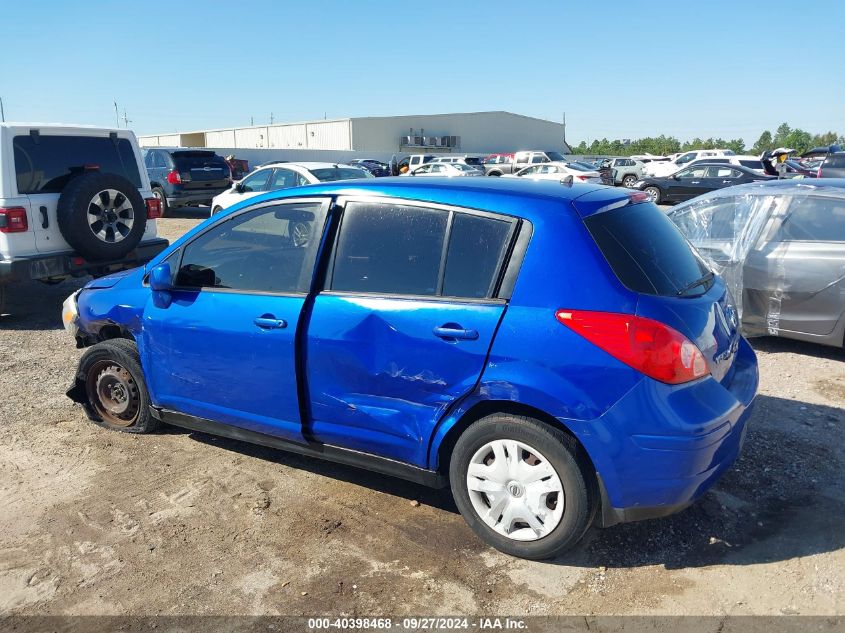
[463,157,483,165]
[739,160,764,170]
[309,167,371,182]
[585,202,711,296]
[13,134,142,194]
[172,153,229,171]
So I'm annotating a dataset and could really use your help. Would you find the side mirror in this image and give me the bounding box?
[672,174,681,180]
[149,262,173,291]
[233,182,244,193]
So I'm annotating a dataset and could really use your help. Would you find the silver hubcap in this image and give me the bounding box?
[88,189,134,243]
[466,439,564,541]
[291,221,310,247]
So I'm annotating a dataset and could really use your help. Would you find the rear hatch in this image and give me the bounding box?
[171,151,230,191]
[575,190,741,383]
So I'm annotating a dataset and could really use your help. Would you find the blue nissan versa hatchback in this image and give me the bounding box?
[62,177,758,559]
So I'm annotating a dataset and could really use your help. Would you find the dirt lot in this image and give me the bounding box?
[1,209,843,617]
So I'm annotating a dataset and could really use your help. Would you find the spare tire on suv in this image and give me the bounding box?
[57,172,147,261]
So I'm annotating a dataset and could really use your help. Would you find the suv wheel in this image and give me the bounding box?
[622,175,638,188]
[75,339,158,433]
[449,414,595,559]
[152,186,169,217]
[643,186,661,204]
[57,172,147,261]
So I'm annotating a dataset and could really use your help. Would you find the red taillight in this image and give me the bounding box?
[166,169,182,185]
[628,191,650,204]
[145,197,162,219]
[0,207,28,233]
[817,167,823,178]
[556,309,709,384]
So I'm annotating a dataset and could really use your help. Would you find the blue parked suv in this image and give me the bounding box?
[62,178,758,559]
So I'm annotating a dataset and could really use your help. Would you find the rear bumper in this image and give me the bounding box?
[167,187,229,206]
[573,337,759,526]
[0,238,169,284]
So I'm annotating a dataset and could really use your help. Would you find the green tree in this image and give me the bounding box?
[752,131,773,154]
[782,129,813,154]
[773,122,792,147]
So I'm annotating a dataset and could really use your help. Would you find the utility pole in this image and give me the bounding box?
[250,116,254,126]
[122,108,132,128]
[562,112,567,149]
[270,112,274,124]
[114,100,120,127]
[0,96,5,122]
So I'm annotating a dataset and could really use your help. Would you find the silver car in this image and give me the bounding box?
[668,179,845,348]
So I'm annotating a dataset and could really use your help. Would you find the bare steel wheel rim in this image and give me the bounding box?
[645,187,659,202]
[85,360,140,427]
[87,189,134,243]
[466,439,564,542]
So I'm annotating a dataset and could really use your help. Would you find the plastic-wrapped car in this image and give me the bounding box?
[668,179,845,348]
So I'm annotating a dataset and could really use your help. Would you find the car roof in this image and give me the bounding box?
[235,177,629,221]
[671,179,845,212]
[254,161,359,170]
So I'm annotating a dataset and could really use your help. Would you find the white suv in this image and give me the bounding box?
[0,124,168,313]
[644,149,735,177]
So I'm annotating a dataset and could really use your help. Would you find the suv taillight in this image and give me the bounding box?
[166,169,182,185]
[145,197,162,219]
[556,309,709,384]
[0,207,28,233]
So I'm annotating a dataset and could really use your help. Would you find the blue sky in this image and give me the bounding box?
[2,1,843,146]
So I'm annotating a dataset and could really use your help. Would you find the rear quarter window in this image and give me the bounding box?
[585,202,710,296]
[13,134,142,194]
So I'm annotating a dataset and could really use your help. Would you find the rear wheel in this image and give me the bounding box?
[449,414,595,560]
[0,285,6,315]
[211,206,222,216]
[152,186,169,217]
[621,174,638,188]
[644,186,661,203]
[76,339,158,433]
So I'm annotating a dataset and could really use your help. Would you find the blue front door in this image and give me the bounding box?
[304,199,517,466]
[141,198,329,440]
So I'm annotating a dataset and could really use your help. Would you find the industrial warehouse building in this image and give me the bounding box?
[137,111,570,157]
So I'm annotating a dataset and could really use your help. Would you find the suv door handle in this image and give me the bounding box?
[254,316,287,329]
[433,325,479,340]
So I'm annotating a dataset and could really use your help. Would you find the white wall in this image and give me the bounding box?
[352,112,567,154]
[268,124,307,149]
[205,129,236,147]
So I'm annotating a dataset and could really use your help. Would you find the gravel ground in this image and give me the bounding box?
[0,208,842,616]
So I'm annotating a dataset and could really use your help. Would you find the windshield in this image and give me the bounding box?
[546,151,566,161]
[451,164,476,172]
[310,167,373,181]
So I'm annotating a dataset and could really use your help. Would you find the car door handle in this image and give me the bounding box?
[254,316,287,329]
[690,180,701,184]
[721,180,733,184]
[433,325,479,340]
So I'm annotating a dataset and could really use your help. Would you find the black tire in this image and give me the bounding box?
[449,414,595,560]
[57,172,147,261]
[643,186,661,204]
[487,171,503,177]
[74,339,158,433]
[0,285,6,315]
[621,174,638,188]
[211,206,222,216]
[152,186,169,217]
